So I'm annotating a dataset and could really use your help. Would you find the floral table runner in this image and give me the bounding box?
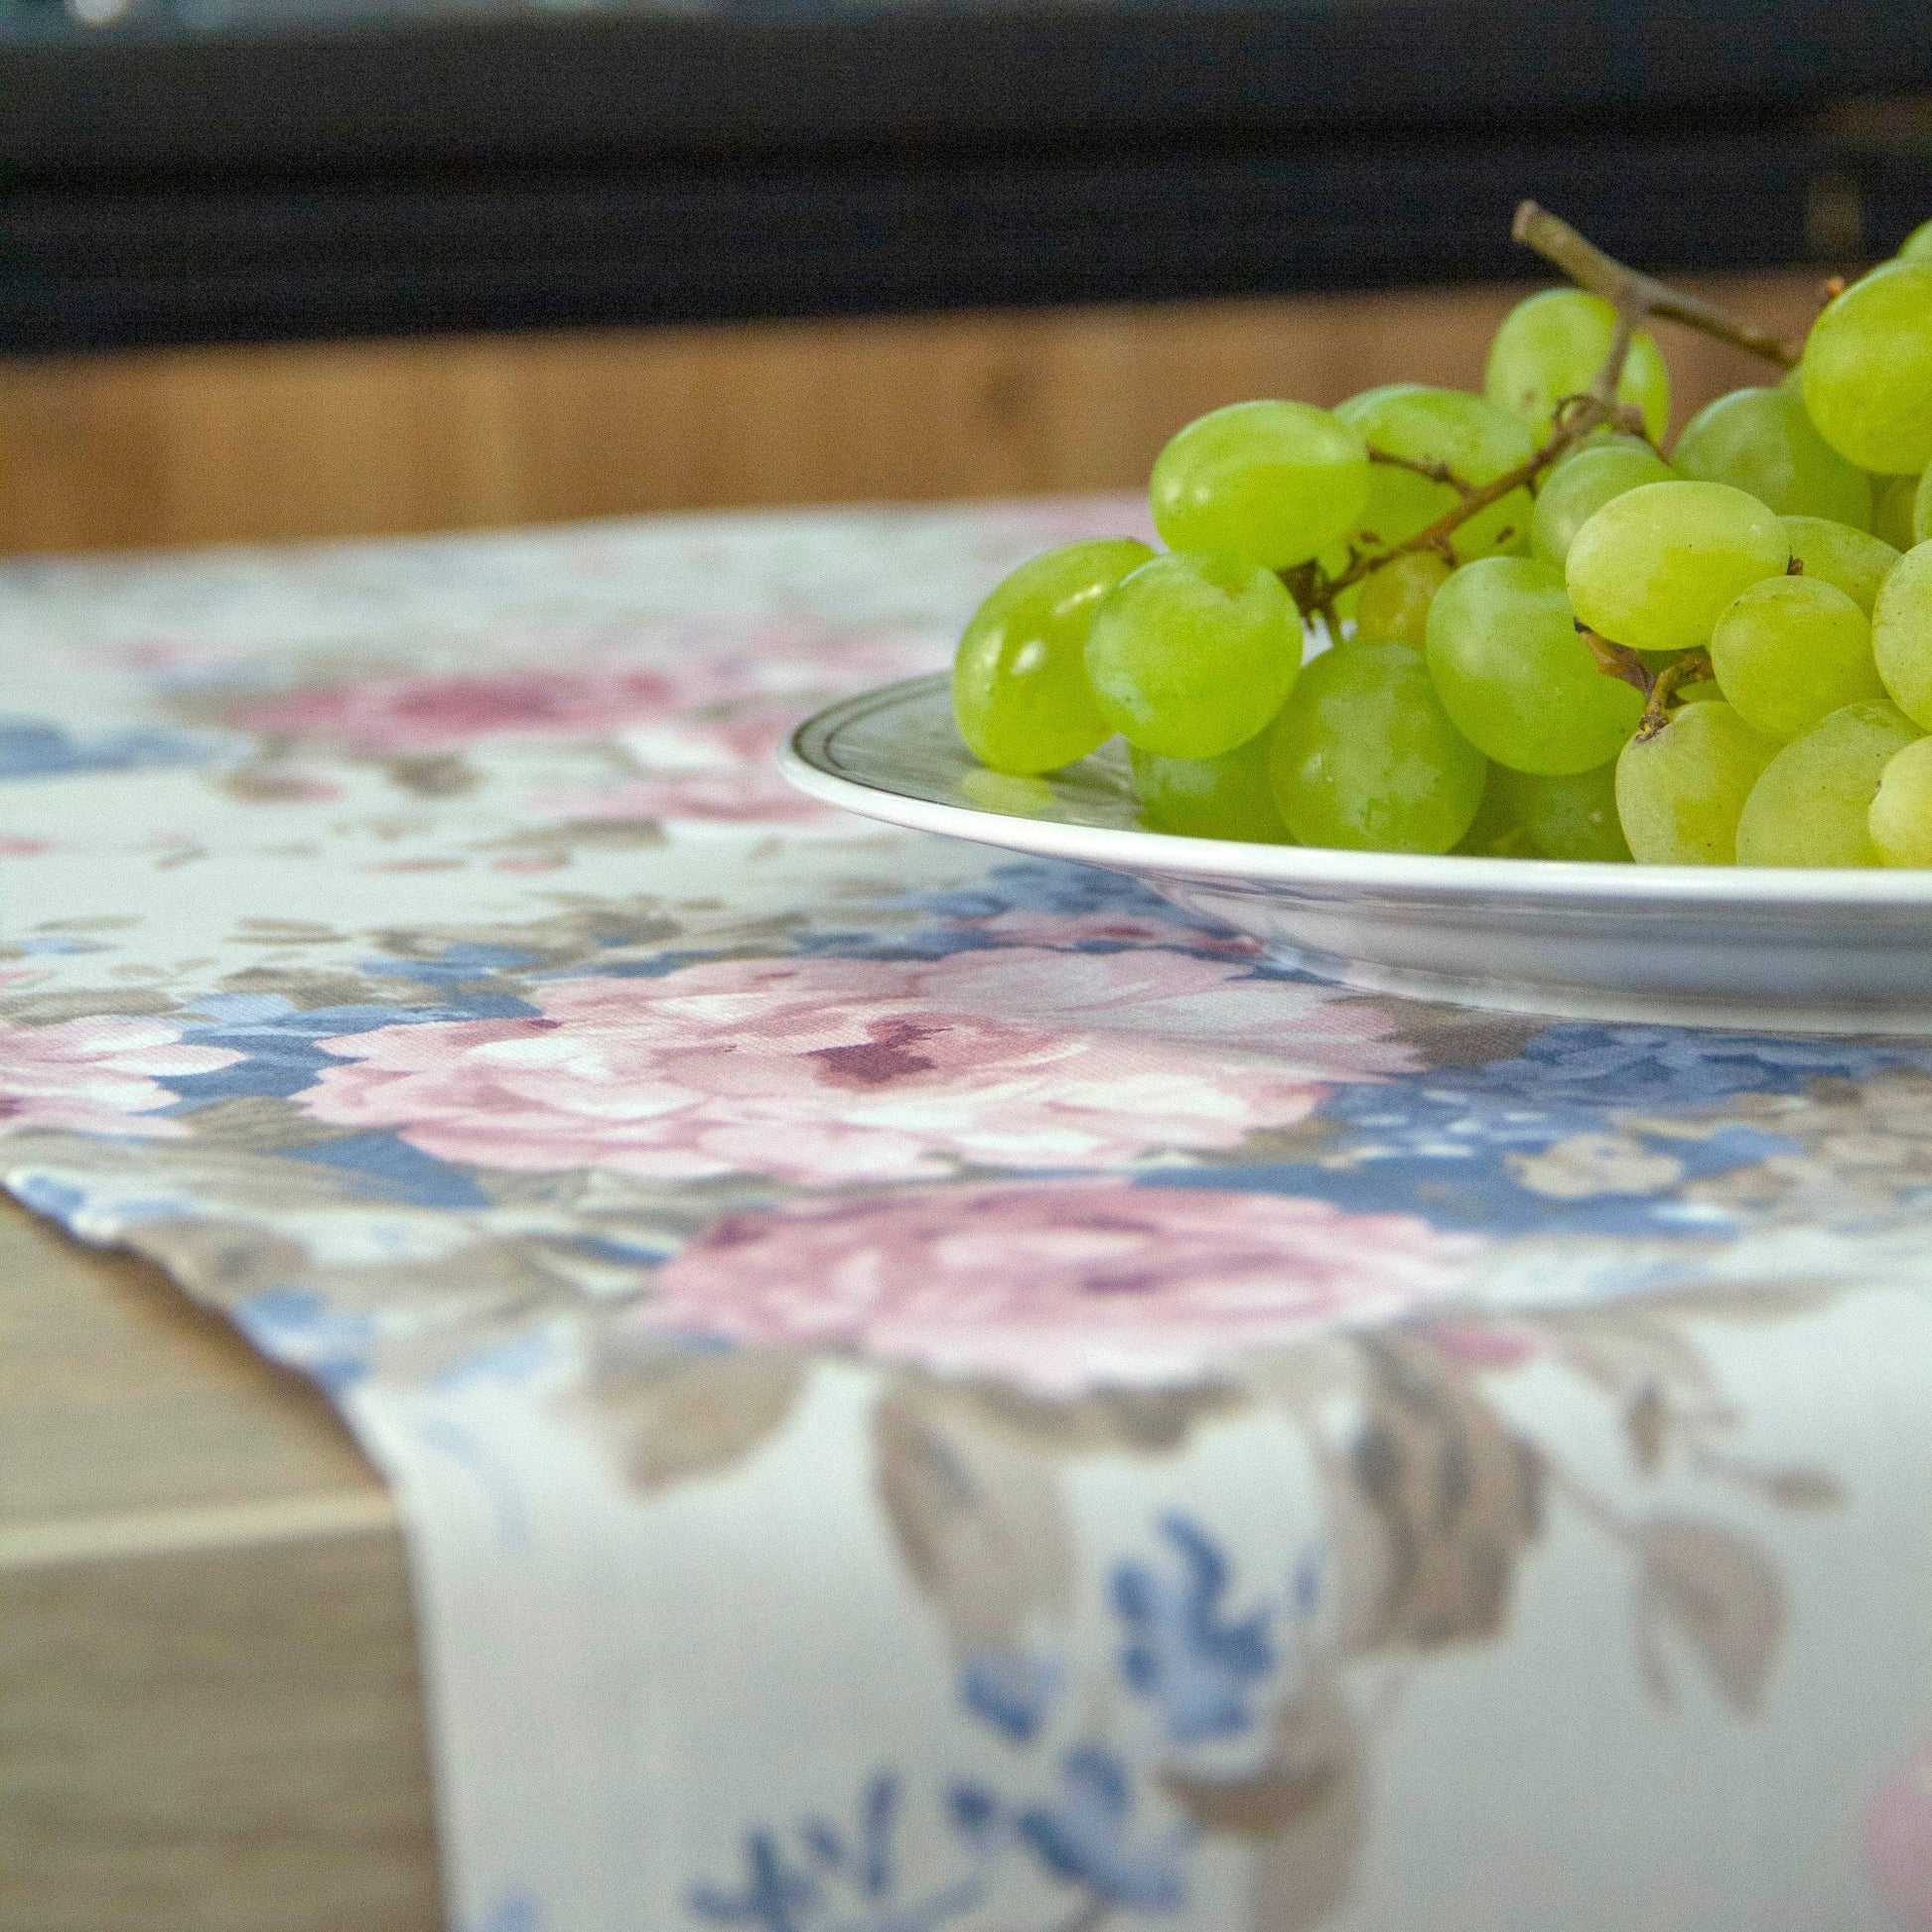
[6,499,1932,1932]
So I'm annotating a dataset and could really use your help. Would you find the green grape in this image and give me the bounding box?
[1673,677,1726,706]
[1917,468,1932,545]
[1456,759,1631,861]
[1531,442,1675,567]
[1425,555,1645,773]
[1734,700,1922,866]
[1872,539,1932,729]
[1484,288,1671,444]
[959,768,1057,817]
[1565,429,1665,456]
[1671,385,1873,527]
[1150,400,1370,571]
[1354,550,1452,646]
[953,538,1154,773]
[1903,218,1932,262]
[1131,731,1293,843]
[1334,385,1536,561]
[1874,474,1920,551]
[1269,638,1486,852]
[1709,574,1885,742]
[1452,771,1521,855]
[1801,260,1932,476]
[1567,480,1789,653]
[1782,515,1900,614]
[1614,702,1778,864]
[1868,736,1932,865]
[1084,551,1304,759]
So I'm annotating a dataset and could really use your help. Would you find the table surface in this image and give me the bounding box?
[0,1193,442,1932]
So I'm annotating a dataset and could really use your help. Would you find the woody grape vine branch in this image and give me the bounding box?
[1511,201,1802,371]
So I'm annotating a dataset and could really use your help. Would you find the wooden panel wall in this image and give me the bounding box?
[0,273,1829,557]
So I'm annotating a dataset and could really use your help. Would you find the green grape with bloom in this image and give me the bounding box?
[1709,575,1886,743]
[953,539,1154,773]
[1149,400,1369,571]
[1335,385,1535,563]
[1484,289,1670,443]
[1734,701,1922,868]
[1672,386,1872,527]
[1458,760,1631,862]
[1781,516,1899,614]
[1531,441,1675,567]
[1131,733,1293,843]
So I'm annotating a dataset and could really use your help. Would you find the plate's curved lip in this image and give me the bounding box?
[783,674,1932,907]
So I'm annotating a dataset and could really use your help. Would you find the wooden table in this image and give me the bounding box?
[0,1196,441,1932]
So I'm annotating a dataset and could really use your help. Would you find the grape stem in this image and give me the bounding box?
[1578,625,1654,697]
[1366,446,1476,495]
[1579,623,1715,735]
[1635,649,1714,742]
[1321,407,1603,595]
[1511,202,1801,370]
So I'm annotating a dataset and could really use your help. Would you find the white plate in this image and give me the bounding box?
[781,674,1932,1033]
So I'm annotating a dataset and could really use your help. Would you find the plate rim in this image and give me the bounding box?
[782,673,1932,908]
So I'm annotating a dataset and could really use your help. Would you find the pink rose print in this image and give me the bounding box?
[0,1017,240,1140]
[232,628,935,759]
[1867,1738,1932,1930]
[644,1180,1479,1392]
[297,948,1409,1185]
[973,493,1157,553]
[1421,1321,1540,1369]
[527,699,834,828]
[532,769,831,829]
[236,667,711,756]
[968,908,1264,957]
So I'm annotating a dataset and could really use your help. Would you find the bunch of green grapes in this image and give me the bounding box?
[951,211,1932,868]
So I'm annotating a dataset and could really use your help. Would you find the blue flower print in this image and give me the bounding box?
[1143,1016,1914,1238]
[959,1649,1063,1744]
[358,943,539,992]
[1311,1026,1891,1169]
[9,1175,89,1221]
[913,861,1183,927]
[174,990,534,1104]
[467,1892,540,1932]
[285,1130,493,1208]
[8,1172,197,1230]
[1016,1746,1185,1913]
[858,860,1235,963]
[233,1289,377,1395]
[1113,1515,1274,1745]
[691,1833,818,1932]
[945,1781,1002,1851]
[1290,1542,1323,1622]
[1482,1024,1932,1111]
[0,717,233,780]
[691,1774,982,1932]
